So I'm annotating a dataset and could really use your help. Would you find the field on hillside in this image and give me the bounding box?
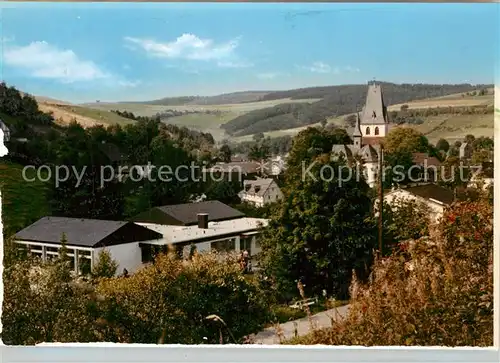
[38,103,134,128]
[46,87,494,143]
[83,98,321,117]
[411,113,493,144]
[232,115,346,142]
[388,91,494,111]
[0,161,50,235]
[231,91,495,143]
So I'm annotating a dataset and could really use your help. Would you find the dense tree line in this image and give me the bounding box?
[221,82,490,136]
[137,91,269,106]
[389,104,494,125]
[0,83,219,226]
[230,135,294,156]
[258,82,490,102]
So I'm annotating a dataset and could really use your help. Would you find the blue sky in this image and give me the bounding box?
[1,2,498,103]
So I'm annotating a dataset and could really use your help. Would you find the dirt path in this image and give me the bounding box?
[249,304,350,345]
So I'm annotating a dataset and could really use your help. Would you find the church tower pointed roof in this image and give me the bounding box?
[360,83,388,125]
[353,112,362,137]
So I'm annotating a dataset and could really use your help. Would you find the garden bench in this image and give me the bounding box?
[289,297,318,309]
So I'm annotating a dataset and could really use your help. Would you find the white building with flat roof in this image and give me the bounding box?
[137,216,268,265]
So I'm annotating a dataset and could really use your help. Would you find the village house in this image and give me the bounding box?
[238,178,283,207]
[203,161,262,186]
[383,184,455,223]
[468,161,494,190]
[0,119,11,143]
[267,155,288,176]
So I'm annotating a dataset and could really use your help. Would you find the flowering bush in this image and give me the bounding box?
[291,200,493,346]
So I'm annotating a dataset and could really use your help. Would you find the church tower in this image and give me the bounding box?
[360,83,389,140]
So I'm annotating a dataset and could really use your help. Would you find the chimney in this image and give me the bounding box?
[197,213,208,229]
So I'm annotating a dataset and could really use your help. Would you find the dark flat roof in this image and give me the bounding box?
[403,184,454,205]
[156,200,244,225]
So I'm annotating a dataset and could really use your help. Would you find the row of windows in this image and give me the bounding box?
[141,238,261,263]
[27,247,92,274]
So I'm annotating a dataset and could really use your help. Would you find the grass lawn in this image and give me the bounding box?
[0,161,50,236]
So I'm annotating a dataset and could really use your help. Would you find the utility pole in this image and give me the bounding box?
[377,145,384,259]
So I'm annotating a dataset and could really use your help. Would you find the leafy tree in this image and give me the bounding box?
[471,149,492,165]
[2,247,97,344]
[436,138,450,152]
[205,180,240,204]
[218,144,232,163]
[382,149,419,188]
[284,127,350,188]
[248,142,270,161]
[252,132,265,142]
[438,155,470,190]
[382,198,431,248]
[259,155,376,301]
[382,127,430,155]
[92,250,118,279]
[465,134,476,144]
[472,136,493,151]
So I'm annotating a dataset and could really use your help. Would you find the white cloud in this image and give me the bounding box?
[303,61,334,74]
[299,62,360,75]
[4,41,108,83]
[257,72,282,80]
[344,66,360,73]
[217,60,253,68]
[125,33,251,68]
[4,41,138,87]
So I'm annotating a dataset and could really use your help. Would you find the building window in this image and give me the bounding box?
[374,127,379,135]
[240,237,251,252]
[366,127,370,135]
[141,245,156,263]
[211,239,235,253]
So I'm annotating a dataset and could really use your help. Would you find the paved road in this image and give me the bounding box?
[249,304,350,344]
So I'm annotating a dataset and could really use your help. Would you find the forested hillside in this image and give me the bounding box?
[221,82,490,136]
[0,82,217,235]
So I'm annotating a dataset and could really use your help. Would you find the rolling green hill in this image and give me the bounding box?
[0,161,50,236]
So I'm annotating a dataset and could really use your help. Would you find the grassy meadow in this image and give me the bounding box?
[0,161,50,235]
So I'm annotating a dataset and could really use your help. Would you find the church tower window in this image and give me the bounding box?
[366,127,370,135]
[374,127,379,136]
[372,111,377,118]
